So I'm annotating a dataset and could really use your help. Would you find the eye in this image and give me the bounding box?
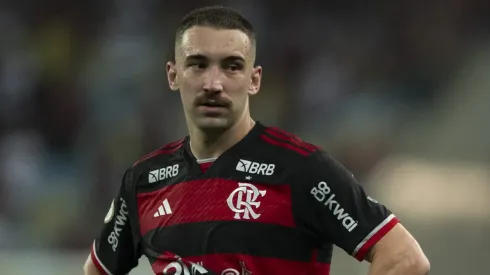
[195,63,207,69]
[226,63,243,72]
[188,62,207,70]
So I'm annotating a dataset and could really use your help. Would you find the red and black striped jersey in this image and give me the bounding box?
[91,122,399,275]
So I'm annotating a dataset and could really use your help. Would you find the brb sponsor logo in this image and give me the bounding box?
[236,159,275,176]
[149,164,179,183]
[311,181,358,232]
[107,197,129,251]
[227,182,266,220]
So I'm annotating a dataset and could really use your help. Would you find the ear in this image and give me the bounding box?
[248,66,262,96]
[166,61,179,91]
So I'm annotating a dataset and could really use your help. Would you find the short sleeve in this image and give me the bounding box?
[293,151,399,261]
[90,169,142,275]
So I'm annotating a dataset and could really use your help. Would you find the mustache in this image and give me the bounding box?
[194,95,232,107]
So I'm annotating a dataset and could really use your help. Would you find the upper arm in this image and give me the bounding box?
[367,223,429,268]
[88,169,142,275]
[293,151,399,261]
[84,255,104,275]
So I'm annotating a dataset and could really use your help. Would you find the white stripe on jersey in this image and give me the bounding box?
[352,214,396,257]
[92,241,114,275]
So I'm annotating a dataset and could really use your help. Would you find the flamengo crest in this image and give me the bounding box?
[227,182,266,220]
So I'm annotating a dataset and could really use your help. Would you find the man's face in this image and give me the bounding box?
[167,26,261,131]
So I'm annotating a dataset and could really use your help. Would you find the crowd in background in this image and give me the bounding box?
[0,0,489,250]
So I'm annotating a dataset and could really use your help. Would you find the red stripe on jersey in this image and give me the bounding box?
[265,127,319,152]
[90,242,112,275]
[199,162,214,173]
[137,179,295,235]
[133,139,185,167]
[260,134,311,156]
[164,138,186,149]
[354,215,400,261]
[150,253,331,275]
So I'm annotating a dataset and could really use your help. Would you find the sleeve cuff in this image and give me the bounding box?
[352,214,400,261]
[91,241,113,275]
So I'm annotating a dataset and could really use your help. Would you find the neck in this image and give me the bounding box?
[189,115,255,160]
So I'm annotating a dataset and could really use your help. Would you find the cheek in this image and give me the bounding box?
[179,73,200,89]
[179,91,195,109]
[177,81,196,107]
[227,83,250,110]
[178,76,200,95]
[226,75,250,94]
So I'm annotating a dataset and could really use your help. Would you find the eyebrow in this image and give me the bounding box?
[222,55,246,63]
[185,54,207,62]
[184,54,246,63]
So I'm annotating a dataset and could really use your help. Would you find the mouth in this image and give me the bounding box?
[197,100,229,116]
[200,103,226,108]
[198,99,228,108]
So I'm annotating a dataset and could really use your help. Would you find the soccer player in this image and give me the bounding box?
[84,5,430,275]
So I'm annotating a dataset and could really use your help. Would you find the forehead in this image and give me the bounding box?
[179,26,252,59]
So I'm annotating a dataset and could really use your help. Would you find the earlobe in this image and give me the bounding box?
[248,66,262,96]
[166,62,179,91]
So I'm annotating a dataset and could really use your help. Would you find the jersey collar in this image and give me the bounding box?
[183,122,265,176]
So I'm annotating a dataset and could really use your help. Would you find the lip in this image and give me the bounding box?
[197,105,228,115]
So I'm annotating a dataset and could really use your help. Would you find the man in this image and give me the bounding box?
[84,5,430,275]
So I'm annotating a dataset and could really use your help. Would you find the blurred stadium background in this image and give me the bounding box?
[0,0,489,274]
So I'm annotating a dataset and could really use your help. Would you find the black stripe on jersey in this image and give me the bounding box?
[316,246,333,263]
[143,221,316,264]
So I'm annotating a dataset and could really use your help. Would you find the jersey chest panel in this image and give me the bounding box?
[132,150,320,273]
[135,175,319,275]
[137,178,296,237]
[125,133,338,274]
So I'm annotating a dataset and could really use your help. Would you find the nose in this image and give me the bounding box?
[202,66,224,94]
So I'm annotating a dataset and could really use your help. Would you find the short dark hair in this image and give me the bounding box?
[176,6,256,45]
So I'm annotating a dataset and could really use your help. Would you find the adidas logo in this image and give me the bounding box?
[153,199,172,217]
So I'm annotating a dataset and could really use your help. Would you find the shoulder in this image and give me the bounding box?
[129,137,186,172]
[258,125,349,180]
[259,125,321,157]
